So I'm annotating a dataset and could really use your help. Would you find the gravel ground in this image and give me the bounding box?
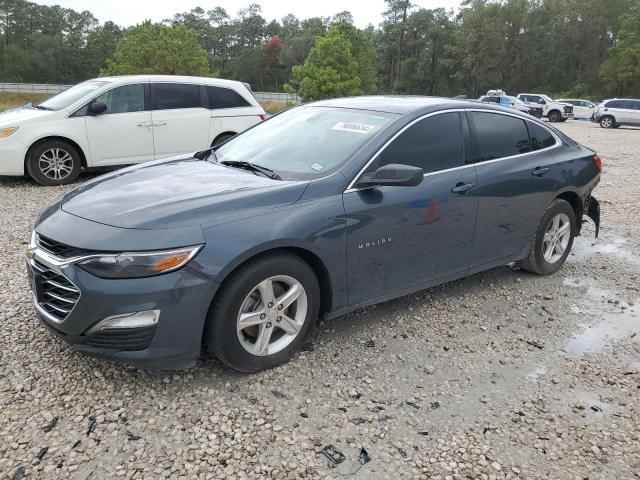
[1,120,639,480]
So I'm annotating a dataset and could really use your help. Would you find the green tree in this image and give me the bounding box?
[103,22,208,76]
[285,27,362,100]
[332,21,378,93]
[600,2,640,96]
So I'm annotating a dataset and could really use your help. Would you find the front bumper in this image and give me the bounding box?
[26,245,219,369]
[0,135,28,176]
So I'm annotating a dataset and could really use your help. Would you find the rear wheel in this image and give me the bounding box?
[599,116,615,128]
[205,252,320,372]
[519,199,576,275]
[27,140,81,186]
[212,133,236,147]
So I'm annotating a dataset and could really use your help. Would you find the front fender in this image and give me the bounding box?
[194,196,348,312]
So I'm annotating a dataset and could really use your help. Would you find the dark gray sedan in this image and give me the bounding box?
[27,96,601,372]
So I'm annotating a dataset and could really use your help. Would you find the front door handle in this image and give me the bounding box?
[136,121,153,127]
[451,182,475,194]
[532,166,551,177]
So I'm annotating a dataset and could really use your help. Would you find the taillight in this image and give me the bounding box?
[593,154,602,171]
[258,114,266,121]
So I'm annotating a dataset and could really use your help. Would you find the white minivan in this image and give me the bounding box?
[0,75,266,185]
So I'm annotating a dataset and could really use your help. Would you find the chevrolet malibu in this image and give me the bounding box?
[27,97,601,372]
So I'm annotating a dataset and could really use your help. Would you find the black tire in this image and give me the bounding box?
[518,199,577,276]
[27,140,81,186]
[599,116,615,129]
[205,252,320,372]
[548,110,562,123]
[211,133,236,147]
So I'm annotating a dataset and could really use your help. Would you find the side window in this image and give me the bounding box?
[606,100,621,109]
[207,86,251,109]
[632,101,640,110]
[370,113,464,175]
[94,84,145,114]
[152,83,201,110]
[470,112,531,161]
[527,122,556,151]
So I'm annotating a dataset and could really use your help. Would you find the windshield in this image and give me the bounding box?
[540,95,554,103]
[506,96,525,105]
[214,106,397,180]
[38,80,110,111]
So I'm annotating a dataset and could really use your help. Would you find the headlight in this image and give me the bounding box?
[78,245,202,279]
[0,127,18,139]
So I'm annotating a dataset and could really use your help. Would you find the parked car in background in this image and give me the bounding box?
[592,99,640,128]
[27,96,601,372]
[0,75,266,185]
[479,94,543,118]
[556,99,596,119]
[517,93,574,122]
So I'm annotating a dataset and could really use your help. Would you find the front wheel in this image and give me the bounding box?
[599,116,615,129]
[519,199,576,275]
[27,140,81,186]
[205,252,320,372]
[548,110,562,122]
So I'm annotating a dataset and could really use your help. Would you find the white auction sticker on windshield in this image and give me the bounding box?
[331,122,377,134]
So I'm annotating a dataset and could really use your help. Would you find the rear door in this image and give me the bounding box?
[467,111,559,269]
[343,112,478,305]
[150,83,211,158]
[84,82,155,166]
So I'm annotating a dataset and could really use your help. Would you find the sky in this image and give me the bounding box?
[36,0,462,28]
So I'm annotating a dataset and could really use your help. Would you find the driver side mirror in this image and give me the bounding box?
[357,164,424,188]
[88,101,108,116]
[538,99,546,105]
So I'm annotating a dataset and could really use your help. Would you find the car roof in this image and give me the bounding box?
[89,75,248,90]
[307,95,478,114]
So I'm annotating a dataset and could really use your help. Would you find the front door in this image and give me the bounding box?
[343,112,478,305]
[467,111,559,268]
[150,82,211,158]
[85,83,155,166]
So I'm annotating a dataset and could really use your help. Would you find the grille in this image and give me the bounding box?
[32,260,80,321]
[37,234,91,259]
[84,326,156,351]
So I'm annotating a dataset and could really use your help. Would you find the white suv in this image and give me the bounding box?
[516,93,574,122]
[0,75,266,185]
[592,99,640,128]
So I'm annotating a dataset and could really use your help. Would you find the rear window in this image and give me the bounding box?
[207,86,251,109]
[528,122,556,151]
[152,83,201,110]
[470,112,531,161]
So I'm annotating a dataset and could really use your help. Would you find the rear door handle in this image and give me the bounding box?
[532,166,551,177]
[136,121,153,127]
[451,182,475,194]
[153,121,167,126]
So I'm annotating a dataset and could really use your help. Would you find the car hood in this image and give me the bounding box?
[0,106,55,127]
[61,157,309,230]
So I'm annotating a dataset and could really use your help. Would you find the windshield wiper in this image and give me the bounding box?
[220,160,281,180]
[34,105,53,110]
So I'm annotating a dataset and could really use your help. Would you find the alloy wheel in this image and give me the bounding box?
[38,148,74,181]
[542,213,571,264]
[236,275,308,356]
[600,117,613,128]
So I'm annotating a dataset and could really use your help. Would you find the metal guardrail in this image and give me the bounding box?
[0,83,72,94]
[0,83,301,104]
[253,91,301,105]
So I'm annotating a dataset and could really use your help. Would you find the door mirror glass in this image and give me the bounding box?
[357,164,424,188]
[538,99,546,105]
[89,101,107,115]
